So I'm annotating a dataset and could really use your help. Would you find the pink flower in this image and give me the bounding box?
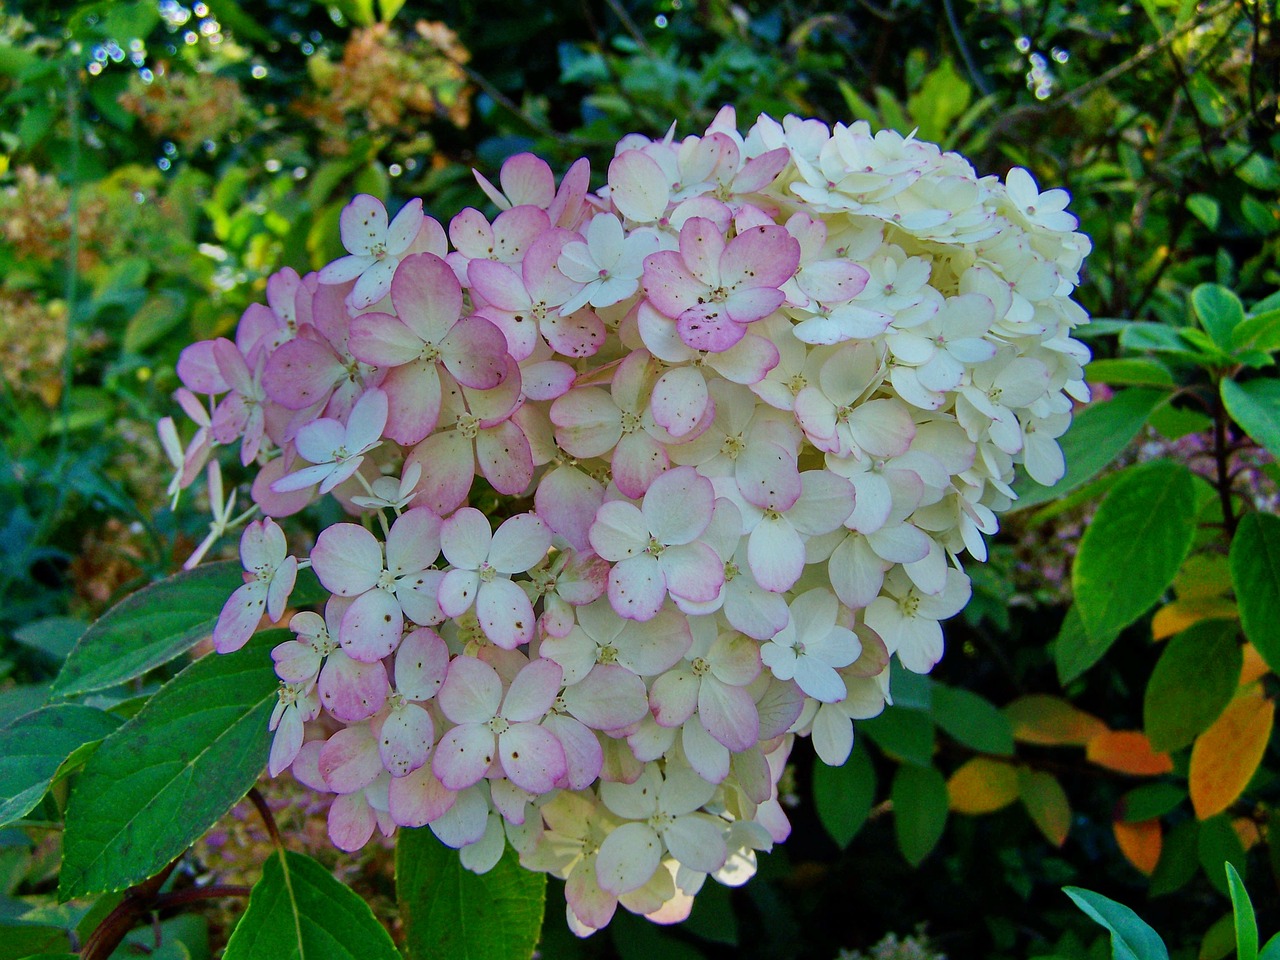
[272,387,388,494]
[212,519,298,652]
[320,195,443,310]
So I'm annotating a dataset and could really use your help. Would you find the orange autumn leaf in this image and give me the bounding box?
[1240,643,1270,686]
[1113,818,1162,875]
[1189,691,1275,819]
[1233,816,1262,851]
[1018,769,1071,846]
[1151,599,1236,641]
[947,758,1019,814]
[1086,731,1174,775]
[1003,695,1109,746]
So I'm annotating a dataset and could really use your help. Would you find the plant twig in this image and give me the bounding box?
[80,859,180,960]
[248,786,283,851]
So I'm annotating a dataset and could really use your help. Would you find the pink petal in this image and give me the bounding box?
[265,556,298,623]
[476,578,537,649]
[650,367,709,439]
[535,465,604,552]
[609,150,669,223]
[319,725,383,793]
[388,763,457,827]
[735,441,802,511]
[500,153,556,207]
[800,260,870,303]
[263,337,342,410]
[387,198,425,252]
[386,506,443,575]
[294,418,344,465]
[379,702,435,777]
[212,581,266,653]
[679,217,726,286]
[312,523,382,596]
[721,224,799,290]
[723,286,786,324]
[488,513,552,574]
[476,421,534,496]
[438,568,481,618]
[382,362,442,446]
[502,658,563,722]
[610,431,670,499]
[389,253,464,345]
[177,340,230,395]
[564,663,649,730]
[339,195,388,256]
[339,589,404,662]
[268,707,304,777]
[659,542,723,603]
[589,500,649,561]
[395,627,450,701]
[643,466,714,546]
[406,430,475,516]
[348,312,424,367]
[328,792,377,852]
[499,723,566,794]
[544,714,603,790]
[318,652,388,722]
[608,554,667,621]
[550,387,623,459]
[596,822,662,896]
[748,517,805,592]
[677,303,747,353]
[397,568,447,627]
[492,205,551,261]
[441,506,493,570]
[649,667,699,728]
[468,258,528,312]
[681,720,730,784]
[641,250,703,318]
[520,361,576,401]
[438,656,503,724]
[698,678,759,751]
[441,316,510,390]
[432,724,497,790]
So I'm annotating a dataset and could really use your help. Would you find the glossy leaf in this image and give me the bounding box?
[223,850,399,960]
[1150,819,1199,898]
[1114,819,1162,876]
[1073,460,1197,642]
[397,828,546,960]
[1230,513,1280,674]
[1197,814,1247,896]
[1189,691,1274,820]
[1233,308,1280,353]
[813,745,876,847]
[891,764,948,866]
[53,563,323,698]
[59,632,282,899]
[1084,358,1175,388]
[1191,284,1245,350]
[1004,694,1108,746]
[1143,620,1241,752]
[1064,886,1169,960]
[0,704,121,827]
[1149,599,1236,641]
[1086,731,1173,776]
[1222,379,1280,462]
[1013,389,1167,511]
[946,757,1018,815]
[1019,769,1071,847]
[1054,605,1120,685]
[930,685,1014,756]
[1117,784,1185,823]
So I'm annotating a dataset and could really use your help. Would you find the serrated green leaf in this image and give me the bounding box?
[859,709,935,766]
[223,850,398,960]
[59,633,282,899]
[1143,620,1241,752]
[812,745,876,848]
[1013,389,1167,512]
[1230,513,1280,673]
[396,828,545,960]
[1222,379,1280,461]
[891,765,947,866]
[1073,460,1197,642]
[0,704,121,827]
[53,563,323,698]
[930,685,1014,755]
[1192,284,1246,350]
[1063,886,1169,960]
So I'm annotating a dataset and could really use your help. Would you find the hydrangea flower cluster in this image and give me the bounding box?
[162,107,1090,935]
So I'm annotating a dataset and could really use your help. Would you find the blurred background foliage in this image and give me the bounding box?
[0,1,1277,958]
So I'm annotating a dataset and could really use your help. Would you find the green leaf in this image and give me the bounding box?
[812,745,876,847]
[1143,620,1241,752]
[397,828,545,960]
[1222,379,1280,461]
[12,617,85,661]
[1232,309,1280,353]
[59,633,282,899]
[1198,814,1247,896]
[0,704,121,827]
[1260,933,1280,960]
[222,850,397,960]
[53,564,323,698]
[1116,783,1186,823]
[891,765,947,866]
[1186,193,1220,230]
[1230,513,1280,673]
[1064,887,1169,960]
[1192,284,1247,350]
[1054,605,1120,685]
[1119,322,1209,360]
[859,709,935,766]
[1072,460,1197,642]
[930,686,1014,756]
[1226,862,1258,960]
[1150,819,1199,898]
[1012,389,1167,512]
[1084,359,1175,388]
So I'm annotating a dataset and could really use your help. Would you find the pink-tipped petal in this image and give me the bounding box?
[499,723,566,794]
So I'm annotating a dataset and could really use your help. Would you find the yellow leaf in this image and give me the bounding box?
[1174,554,1233,601]
[947,758,1019,814]
[1190,691,1274,819]
[1114,818,1162,875]
[1240,643,1270,685]
[1151,599,1237,640]
[1233,816,1262,851]
[1018,769,1071,846]
[1086,731,1174,775]
[1003,695,1108,746]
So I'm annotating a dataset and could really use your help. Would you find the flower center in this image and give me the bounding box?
[720,434,747,458]
[619,410,642,434]
[487,716,510,736]
[645,536,665,557]
[457,413,481,439]
[691,657,711,676]
[478,561,497,583]
[598,644,619,665]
